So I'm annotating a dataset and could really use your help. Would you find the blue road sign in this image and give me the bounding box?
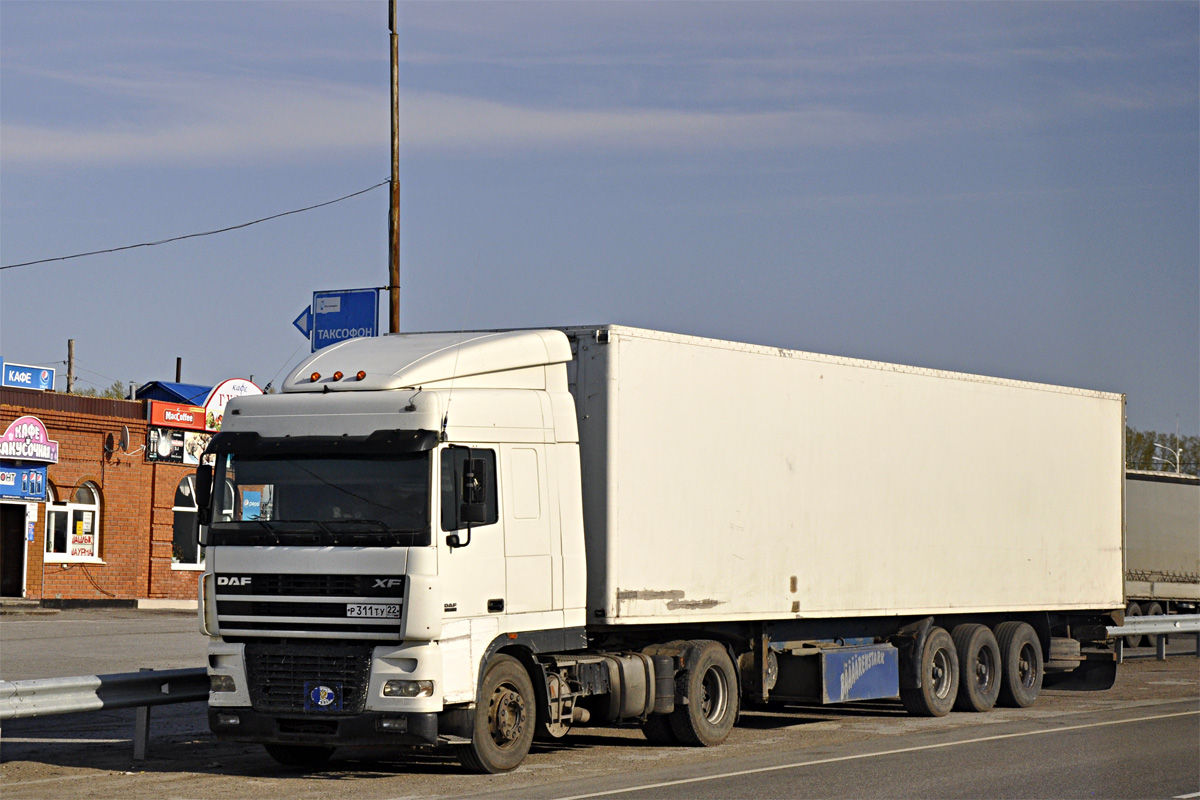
[310,288,379,352]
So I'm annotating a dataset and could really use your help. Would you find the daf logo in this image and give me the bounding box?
[373,579,403,588]
[217,576,252,586]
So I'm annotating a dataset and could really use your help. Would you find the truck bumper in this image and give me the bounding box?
[209,707,441,748]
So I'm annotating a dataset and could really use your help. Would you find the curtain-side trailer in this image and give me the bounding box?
[196,326,1124,772]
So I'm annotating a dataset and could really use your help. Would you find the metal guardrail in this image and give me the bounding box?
[0,668,208,760]
[1106,614,1200,662]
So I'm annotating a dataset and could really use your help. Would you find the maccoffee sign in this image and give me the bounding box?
[149,401,208,432]
[203,379,263,432]
[0,416,59,463]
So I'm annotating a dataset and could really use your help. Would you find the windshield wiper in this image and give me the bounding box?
[245,519,281,545]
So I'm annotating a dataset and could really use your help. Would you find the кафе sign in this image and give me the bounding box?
[0,415,58,501]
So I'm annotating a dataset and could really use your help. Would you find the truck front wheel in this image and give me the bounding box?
[669,641,738,746]
[457,654,536,774]
[900,626,959,717]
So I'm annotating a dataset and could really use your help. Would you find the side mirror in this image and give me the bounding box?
[195,464,213,526]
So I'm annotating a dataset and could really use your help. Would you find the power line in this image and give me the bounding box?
[1,180,389,271]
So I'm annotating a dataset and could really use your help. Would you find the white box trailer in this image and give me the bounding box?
[197,325,1126,773]
[1124,470,1200,617]
[567,327,1125,624]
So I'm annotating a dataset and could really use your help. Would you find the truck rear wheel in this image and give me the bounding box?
[900,626,959,717]
[456,655,536,774]
[995,621,1043,708]
[263,743,335,768]
[1123,602,1142,649]
[1140,602,1164,648]
[951,624,1001,712]
[668,641,738,746]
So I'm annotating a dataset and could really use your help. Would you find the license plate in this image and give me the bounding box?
[346,603,401,619]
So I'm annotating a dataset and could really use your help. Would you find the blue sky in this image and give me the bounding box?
[1,1,1196,434]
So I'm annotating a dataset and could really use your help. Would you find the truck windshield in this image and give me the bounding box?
[207,453,431,547]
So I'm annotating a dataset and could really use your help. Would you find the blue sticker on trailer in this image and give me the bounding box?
[821,644,899,703]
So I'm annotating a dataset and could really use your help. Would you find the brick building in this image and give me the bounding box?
[0,388,203,606]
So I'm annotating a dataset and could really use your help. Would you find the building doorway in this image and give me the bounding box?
[0,503,30,597]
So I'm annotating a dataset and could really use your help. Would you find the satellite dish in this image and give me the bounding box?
[119,425,131,452]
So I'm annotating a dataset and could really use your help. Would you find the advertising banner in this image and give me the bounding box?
[0,463,47,500]
[146,428,212,465]
[203,379,262,431]
[149,401,208,432]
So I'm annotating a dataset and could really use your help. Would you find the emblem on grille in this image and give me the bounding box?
[304,681,343,711]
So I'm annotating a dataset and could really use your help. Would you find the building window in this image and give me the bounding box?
[45,482,102,561]
[172,476,203,568]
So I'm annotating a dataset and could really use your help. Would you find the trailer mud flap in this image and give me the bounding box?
[820,645,899,703]
[889,617,934,690]
[1043,657,1118,691]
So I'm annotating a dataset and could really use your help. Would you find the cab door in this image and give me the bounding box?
[437,445,506,619]
[436,444,508,704]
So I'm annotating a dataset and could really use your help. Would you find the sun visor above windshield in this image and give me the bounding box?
[281,329,573,392]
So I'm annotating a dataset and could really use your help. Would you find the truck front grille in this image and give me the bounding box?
[214,573,405,640]
[245,641,372,715]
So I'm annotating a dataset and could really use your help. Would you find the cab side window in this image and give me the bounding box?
[441,447,498,531]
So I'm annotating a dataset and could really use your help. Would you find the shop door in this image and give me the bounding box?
[0,503,28,597]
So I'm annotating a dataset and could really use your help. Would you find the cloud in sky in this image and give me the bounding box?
[3,77,1170,170]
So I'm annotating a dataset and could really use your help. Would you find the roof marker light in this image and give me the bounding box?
[356,370,367,381]
[310,372,321,382]
[333,371,344,381]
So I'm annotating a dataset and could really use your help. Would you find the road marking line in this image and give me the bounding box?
[1172,792,1200,799]
[551,710,1200,800]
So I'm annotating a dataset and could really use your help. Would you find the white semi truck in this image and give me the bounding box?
[1123,471,1199,633]
[196,326,1125,772]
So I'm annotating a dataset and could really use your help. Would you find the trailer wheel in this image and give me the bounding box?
[456,655,536,774]
[951,624,1001,712]
[900,626,959,717]
[1123,602,1142,649]
[641,714,680,745]
[1140,602,1164,648]
[995,622,1043,708]
[263,743,335,768]
[669,641,739,746]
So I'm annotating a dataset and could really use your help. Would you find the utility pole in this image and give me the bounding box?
[66,339,75,393]
[388,0,401,334]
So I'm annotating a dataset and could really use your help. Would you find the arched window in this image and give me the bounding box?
[172,476,203,567]
[45,481,101,561]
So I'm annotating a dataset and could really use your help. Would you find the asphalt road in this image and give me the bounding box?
[2,609,1198,800]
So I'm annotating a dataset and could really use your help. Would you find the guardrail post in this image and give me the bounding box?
[134,668,151,761]
[1114,638,1123,664]
[1155,634,1167,661]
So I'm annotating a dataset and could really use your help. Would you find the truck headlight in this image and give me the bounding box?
[383,680,434,698]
